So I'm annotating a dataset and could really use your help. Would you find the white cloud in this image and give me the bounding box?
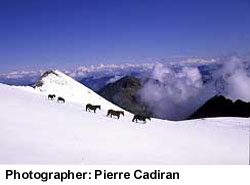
[217,56,250,101]
[139,64,205,120]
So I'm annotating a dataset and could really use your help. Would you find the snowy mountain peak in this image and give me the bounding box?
[34,70,122,110]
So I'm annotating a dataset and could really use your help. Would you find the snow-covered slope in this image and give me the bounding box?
[0,83,249,164]
[34,70,122,111]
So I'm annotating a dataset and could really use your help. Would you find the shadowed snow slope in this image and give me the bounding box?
[0,83,249,164]
[34,70,122,111]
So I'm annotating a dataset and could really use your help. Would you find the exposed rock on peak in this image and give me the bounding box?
[41,70,58,78]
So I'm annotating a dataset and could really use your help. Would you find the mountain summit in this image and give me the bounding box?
[34,70,122,110]
[188,95,250,119]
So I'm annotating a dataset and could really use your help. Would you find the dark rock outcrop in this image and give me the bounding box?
[98,76,151,116]
[34,70,58,88]
[188,95,250,119]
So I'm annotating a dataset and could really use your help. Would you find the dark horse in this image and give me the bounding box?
[48,94,56,100]
[86,103,101,113]
[57,97,65,103]
[106,109,124,119]
[132,115,151,123]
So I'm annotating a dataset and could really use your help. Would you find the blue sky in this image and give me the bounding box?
[0,0,250,72]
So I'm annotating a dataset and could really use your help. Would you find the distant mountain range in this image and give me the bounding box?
[0,62,222,90]
[2,58,250,120]
[0,63,154,88]
[3,68,249,121]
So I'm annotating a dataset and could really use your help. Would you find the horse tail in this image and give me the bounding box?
[106,110,110,117]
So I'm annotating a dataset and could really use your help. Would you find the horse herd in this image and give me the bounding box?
[48,94,65,103]
[48,94,151,123]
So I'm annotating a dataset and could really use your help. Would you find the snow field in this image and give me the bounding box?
[0,83,249,164]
